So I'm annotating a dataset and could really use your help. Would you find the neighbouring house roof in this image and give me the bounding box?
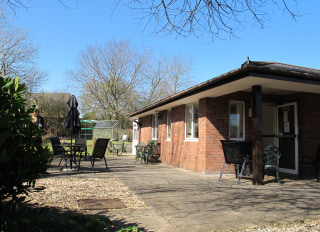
[128,60,320,119]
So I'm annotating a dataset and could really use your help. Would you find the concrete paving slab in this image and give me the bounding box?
[50,154,320,231]
[101,155,320,231]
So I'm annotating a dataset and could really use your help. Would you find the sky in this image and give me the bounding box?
[10,0,320,93]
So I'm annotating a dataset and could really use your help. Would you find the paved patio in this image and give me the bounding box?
[49,154,320,232]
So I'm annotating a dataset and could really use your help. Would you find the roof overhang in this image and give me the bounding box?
[128,62,320,119]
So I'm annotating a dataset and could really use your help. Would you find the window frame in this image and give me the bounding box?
[167,110,172,140]
[229,100,245,141]
[133,121,138,141]
[185,102,199,141]
[152,113,159,140]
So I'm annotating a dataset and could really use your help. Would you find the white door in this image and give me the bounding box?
[132,122,138,155]
[277,102,299,174]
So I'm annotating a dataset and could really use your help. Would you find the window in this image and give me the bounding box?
[152,113,159,139]
[167,111,172,139]
[185,102,199,139]
[229,101,245,140]
[133,122,138,141]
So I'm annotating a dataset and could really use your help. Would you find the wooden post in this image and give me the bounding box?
[252,85,263,185]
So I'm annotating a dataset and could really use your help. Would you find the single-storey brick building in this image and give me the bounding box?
[128,60,320,185]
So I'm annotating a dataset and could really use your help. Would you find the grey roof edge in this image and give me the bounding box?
[128,60,320,118]
[241,60,320,78]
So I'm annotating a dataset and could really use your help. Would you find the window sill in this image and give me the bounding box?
[184,138,199,142]
[229,138,245,141]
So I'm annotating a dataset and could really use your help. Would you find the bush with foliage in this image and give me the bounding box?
[0,76,140,231]
[0,76,50,230]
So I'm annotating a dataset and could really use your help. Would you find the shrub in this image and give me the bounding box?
[0,76,50,230]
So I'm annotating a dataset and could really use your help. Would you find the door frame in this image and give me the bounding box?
[277,102,299,175]
[132,121,138,155]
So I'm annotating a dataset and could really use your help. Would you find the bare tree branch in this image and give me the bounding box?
[68,39,193,122]
[124,0,299,39]
[0,8,47,94]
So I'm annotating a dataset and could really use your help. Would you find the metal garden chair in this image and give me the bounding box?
[135,142,145,163]
[141,141,156,164]
[263,145,282,185]
[48,137,66,166]
[79,138,110,173]
[75,137,87,159]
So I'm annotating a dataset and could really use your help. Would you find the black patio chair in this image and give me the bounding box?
[75,137,87,159]
[300,144,320,182]
[263,145,282,185]
[48,137,66,166]
[79,138,110,173]
[219,140,248,184]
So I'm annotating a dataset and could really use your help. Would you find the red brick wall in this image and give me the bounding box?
[138,91,252,174]
[137,91,320,176]
[203,92,252,174]
[138,115,152,144]
[166,104,204,173]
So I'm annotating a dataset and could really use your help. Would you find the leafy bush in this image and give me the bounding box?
[0,76,140,231]
[0,76,51,230]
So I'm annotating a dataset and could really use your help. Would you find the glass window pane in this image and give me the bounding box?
[193,103,199,138]
[167,111,172,139]
[186,105,193,138]
[133,122,138,140]
[229,102,244,139]
[133,129,137,140]
[152,114,158,139]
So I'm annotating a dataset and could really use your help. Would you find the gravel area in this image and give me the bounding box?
[239,217,320,232]
[25,177,148,212]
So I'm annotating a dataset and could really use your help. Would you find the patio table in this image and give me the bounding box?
[60,143,87,171]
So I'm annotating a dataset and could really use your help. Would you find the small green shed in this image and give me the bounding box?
[79,120,95,140]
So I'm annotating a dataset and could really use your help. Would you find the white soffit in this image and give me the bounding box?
[134,76,320,118]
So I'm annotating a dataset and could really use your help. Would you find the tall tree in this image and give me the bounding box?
[3,1,299,40]
[68,39,193,127]
[68,40,146,124]
[140,53,193,105]
[31,91,71,137]
[122,0,298,39]
[0,8,47,95]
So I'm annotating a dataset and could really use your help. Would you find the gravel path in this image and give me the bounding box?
[25,177,148,212]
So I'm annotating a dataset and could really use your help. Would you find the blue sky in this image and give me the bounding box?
[11,0,320,93]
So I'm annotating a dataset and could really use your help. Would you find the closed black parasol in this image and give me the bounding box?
[63,95,81,144]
